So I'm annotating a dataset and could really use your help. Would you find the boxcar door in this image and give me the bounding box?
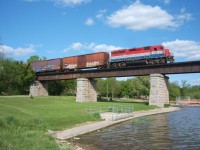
[78,55,86,68]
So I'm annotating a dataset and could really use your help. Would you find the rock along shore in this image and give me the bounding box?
[54,107,181,140]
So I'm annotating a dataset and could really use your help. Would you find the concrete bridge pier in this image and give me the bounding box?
[76,78,97,102]
[149,74,169,107]
[29,81,48,96]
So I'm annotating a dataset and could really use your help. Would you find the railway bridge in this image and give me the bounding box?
[30,61,200,107]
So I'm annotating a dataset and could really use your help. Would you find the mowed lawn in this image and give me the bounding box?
[0,96,156,150]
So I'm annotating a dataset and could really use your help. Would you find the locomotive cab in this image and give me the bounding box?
[165,49,174,63]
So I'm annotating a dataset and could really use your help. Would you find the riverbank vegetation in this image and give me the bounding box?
[0,96,156,150]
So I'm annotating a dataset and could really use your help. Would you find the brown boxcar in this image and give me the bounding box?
[62,52,109,70]
[30,58,62,72]
[30,61,47,72]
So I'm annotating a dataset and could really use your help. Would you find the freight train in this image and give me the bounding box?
[30,45,174,73]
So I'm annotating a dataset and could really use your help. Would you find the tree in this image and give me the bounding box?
[0,58,35,95]
[0,52,5,60]
[0,39,4,60]
[105,78,121,100]
[181,80,191,97]
[96,78,106,98]
[168,81,181,100]
[120,80,131,98]
[48,81,64,96]
[48,80,76,96]
[190,85,200,99]
[122,76,150,99]
[135,76,150,96]
[27,55,46,63]
[61,80,76,96]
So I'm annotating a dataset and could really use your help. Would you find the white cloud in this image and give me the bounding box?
[96,9,107,19]
[64,42,122,52]
[107,1,191,31]
[85,18,94,26]
[53,0,91,6]
[88,43,122,52]
[176,8,192,23]
[0,45,36,56]
[163,0,170,4]
[162,39,200,60]
[23,0,91,6]
[191,79,200,83]
[70,42,84,50]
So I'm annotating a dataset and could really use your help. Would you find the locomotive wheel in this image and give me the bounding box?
[148,59,153,65]
[160,58,166,64]
[120,62,126,67]
[153,59,158,64]
[169,57,174,63]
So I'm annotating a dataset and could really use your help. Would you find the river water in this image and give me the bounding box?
[71,106,200,150]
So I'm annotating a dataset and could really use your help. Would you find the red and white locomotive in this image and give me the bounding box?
[30,45,174,72]
[110,45,174,68]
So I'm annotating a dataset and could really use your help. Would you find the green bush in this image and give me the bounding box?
[164,104,170,108]
[93,113,101,119]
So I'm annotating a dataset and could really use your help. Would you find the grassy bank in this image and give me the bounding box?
[0,96,156,150]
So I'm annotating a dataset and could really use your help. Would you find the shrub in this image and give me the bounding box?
[164,104,170,108]
[93,113,100,119]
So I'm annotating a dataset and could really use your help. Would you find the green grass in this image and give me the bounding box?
[0,96,156,150]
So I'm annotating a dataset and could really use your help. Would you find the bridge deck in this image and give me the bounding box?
[36,60,200,81]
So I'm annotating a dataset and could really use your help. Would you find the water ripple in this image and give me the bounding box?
[73,106,200,150]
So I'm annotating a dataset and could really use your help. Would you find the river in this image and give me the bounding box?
[70,106,200,150]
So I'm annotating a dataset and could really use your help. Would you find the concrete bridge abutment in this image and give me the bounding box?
[149,74,169,107]
[29,81,49,96]
[76,78,97,102]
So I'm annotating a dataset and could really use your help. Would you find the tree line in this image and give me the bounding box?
[0,53,199,100]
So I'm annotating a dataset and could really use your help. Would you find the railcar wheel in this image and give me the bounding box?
[97,66,102,69]
[64,69,69,72]
[112,63,118,68]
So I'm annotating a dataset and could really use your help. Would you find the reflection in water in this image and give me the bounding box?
[71,107,200,150]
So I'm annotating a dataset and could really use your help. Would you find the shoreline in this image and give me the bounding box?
[55,106,181,140]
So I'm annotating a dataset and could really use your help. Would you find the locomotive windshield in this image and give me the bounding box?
[144,46,150,50]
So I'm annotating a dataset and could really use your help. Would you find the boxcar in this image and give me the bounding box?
[30,58,63,72]
[62,52,109,70]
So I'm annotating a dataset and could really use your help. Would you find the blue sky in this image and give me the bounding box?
[0,0,200,85]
